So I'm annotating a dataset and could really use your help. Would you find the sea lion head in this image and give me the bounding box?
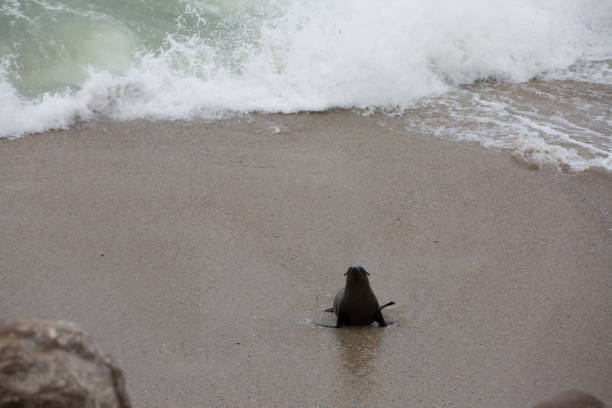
[344,265,370,284]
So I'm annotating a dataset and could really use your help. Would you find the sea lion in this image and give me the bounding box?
[320,265,394,328]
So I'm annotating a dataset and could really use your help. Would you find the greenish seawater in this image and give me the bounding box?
[0,0,276,96]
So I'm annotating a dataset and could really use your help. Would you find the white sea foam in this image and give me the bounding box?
[0,0,611,171]
[405,78,612,172]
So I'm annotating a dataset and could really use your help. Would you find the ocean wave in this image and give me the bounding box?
[1,0,611,172]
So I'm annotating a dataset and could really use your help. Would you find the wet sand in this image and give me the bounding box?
[1,111,611,407]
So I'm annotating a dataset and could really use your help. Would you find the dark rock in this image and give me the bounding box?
[534,390,607,408]
[0,319,130,408]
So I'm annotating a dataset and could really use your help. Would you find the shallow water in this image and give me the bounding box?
[399,76,612,171]
[1,0,611,171]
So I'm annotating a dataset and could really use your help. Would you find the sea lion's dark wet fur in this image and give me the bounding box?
[321,266,393,328]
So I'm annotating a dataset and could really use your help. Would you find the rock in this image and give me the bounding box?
[0,319,130,408]
[534,389,607,408]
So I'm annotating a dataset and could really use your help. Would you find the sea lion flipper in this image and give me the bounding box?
[374,310,387,327]
[379,301,395,310]
[314,312,344,328]
[335,313,344,328]
[323,307,334,313]
[314,313,344,328]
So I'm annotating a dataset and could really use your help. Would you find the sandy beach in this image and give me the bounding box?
[1,111,611,407]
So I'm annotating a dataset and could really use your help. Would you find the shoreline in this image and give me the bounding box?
[2,111,611,407]
[3,104,611,177]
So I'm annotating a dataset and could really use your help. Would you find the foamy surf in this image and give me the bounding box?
[402,75,612,172]
[1,0,611,171]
